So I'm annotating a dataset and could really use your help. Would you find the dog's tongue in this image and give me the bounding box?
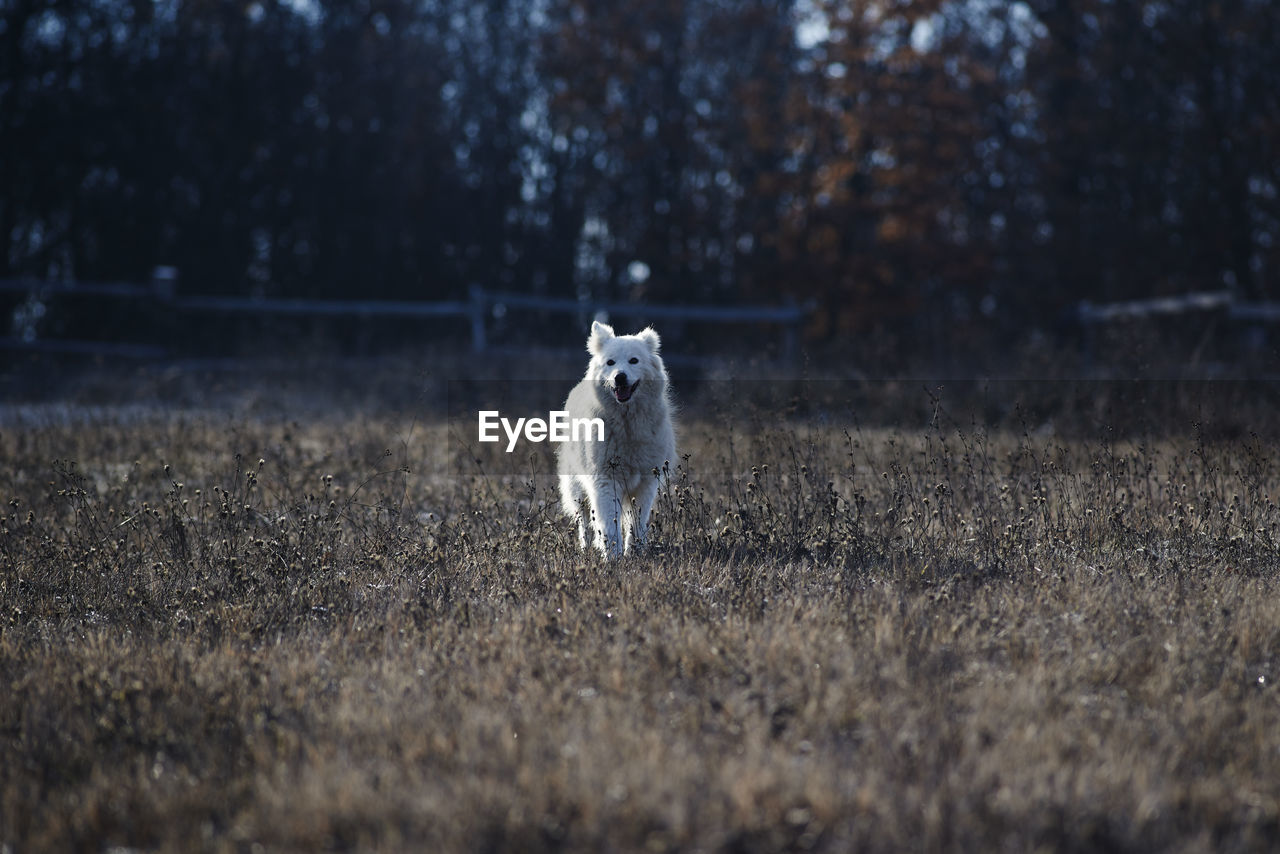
[614,380,637,402]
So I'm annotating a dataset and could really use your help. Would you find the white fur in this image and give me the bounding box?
[557,321,676,557]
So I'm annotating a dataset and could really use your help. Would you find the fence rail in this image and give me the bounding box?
[176,294,472,319]
[0,278,813,362]
[1077,290,1280,325]
[1075,290,1280,367]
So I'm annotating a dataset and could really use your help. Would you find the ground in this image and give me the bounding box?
[2,363,1279,852]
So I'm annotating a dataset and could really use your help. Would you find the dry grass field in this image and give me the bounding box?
[3,363,1280,852]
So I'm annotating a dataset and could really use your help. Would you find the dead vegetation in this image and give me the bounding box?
[3,375,1280,852]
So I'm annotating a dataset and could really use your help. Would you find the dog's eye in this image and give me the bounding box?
[629,357,639,364]
[606,359,615,366]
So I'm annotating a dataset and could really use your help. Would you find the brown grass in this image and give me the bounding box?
[3,377,1280,852]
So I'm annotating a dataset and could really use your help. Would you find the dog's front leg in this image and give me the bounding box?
[627,479,660,554]
[592,479,625,558]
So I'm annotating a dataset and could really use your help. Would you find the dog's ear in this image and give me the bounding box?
[637,326,661,353]
[588,321,615,356]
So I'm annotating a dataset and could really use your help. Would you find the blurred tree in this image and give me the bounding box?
[0,0,462,298]
[1,0,1277,354]
[541,0,800,304]
[434,0,544,296]
[1023,0,1279,305]
[780,0,1005,336]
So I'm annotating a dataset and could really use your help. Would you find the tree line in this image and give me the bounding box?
[2,0,1277,346]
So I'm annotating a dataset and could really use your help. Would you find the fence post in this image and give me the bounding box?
[151,266,179,301]
[468,284,488,352]
[1078,301,1095,370]
[782,296,799,365]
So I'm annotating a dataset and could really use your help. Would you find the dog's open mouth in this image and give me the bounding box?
[612,379,640,403]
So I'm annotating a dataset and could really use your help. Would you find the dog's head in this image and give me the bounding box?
[585,321,666,405]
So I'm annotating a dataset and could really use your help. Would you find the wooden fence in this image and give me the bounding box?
[1075,290,1280,369]
[1076,290,1280,325]
[0,278,813,363]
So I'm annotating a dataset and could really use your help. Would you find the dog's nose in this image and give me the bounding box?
[615,372,628,386]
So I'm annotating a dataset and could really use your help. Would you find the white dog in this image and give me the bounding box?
[557,321,676,557]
